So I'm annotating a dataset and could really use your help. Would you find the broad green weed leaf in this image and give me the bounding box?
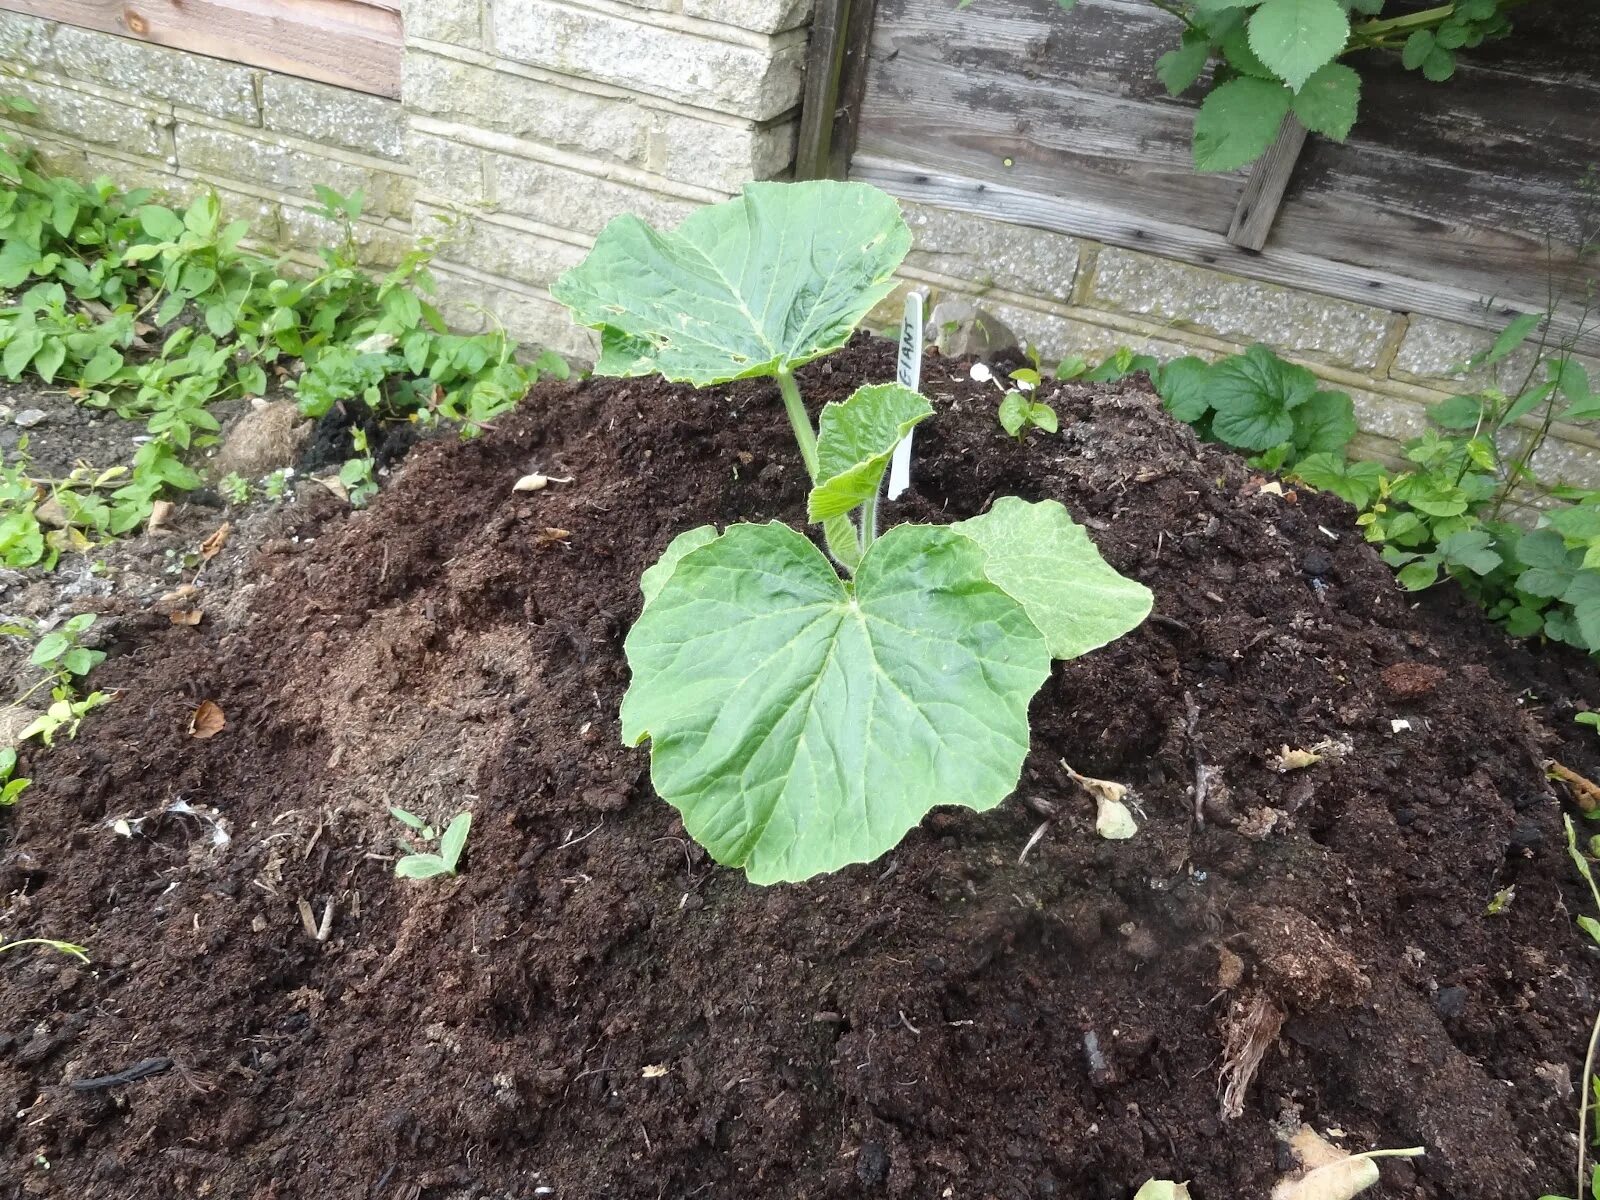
[552,181,910,386]
[640,526,718,611]
[1247,0,1349,91]
[1156,33,1211,95]
[1193,77,1292,172]
[1154,356,1213,423]
[1475,312,1540,367]
[137,204,183,242]
[1291,452,1385,508]
[954,497,1152,660]
[1208,344,1319,448]
[1291,62,1360,139]
[1291,389,1356,453]
[620,521,1049,884]
[1562,571,1600,648]
[808,383,931,522]
[1515,529,1581,598]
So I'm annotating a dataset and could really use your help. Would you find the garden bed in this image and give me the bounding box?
[2,335,1598,1199]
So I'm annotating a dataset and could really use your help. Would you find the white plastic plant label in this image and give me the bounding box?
[886,290,924,501]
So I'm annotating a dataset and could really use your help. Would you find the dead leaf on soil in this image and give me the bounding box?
[147,500,176,532]
[1268,745,1322,773]
[1270,1127,1424,1200]
[169,610,204,627]
[159,584,199,604]
[199,522,232,561]
[533,527,571,548]
[1217,945,1246,990]
[1548,760,1600,813]
[641,1064,668,1079]
[189,699,226,739]
[314,475,349,502]
[1133,1183,1192,1200]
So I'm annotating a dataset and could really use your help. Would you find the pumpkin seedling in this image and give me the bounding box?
[390,807,472,880]
[554,181,1152,884]
[998,389,1058,439]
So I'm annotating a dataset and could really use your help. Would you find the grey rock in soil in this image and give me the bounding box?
[13,408,47,428]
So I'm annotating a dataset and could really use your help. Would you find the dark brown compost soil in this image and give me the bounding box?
[4,336,1600,1200]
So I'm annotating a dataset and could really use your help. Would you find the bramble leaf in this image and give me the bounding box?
[1193,77,1293,172]
[551,181,910,386]
[954,497,1152,660]
[621,522,1050,884]
[809,383,932,522]
[1156,33,1211,95]
[1247,0,1349,91]
[1291,62,1360,140]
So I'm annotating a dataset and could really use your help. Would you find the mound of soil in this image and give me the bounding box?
[3,337,1600,1200]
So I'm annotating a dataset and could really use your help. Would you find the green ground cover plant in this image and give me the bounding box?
[554,180,1153,884]
[0,115,567,564]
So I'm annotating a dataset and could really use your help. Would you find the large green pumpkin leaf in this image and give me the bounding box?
[551,181,911,387]
[621,521,1050,884]
[1247,0,1349,92]
[808,383,932,522]
[640,525,718,611]
[954,497,1152,660]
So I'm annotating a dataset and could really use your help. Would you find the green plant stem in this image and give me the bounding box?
[1142,0,1200,33]
[860,489,880,553]
[776,369,819,480]
[1581,1003,1600,1198]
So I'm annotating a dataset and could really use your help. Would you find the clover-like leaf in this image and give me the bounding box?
[808,383,932,522]
[551,181,911,386]
[1247,0,1349,92]
[621,521,1050,884]
[954,497,1153,660]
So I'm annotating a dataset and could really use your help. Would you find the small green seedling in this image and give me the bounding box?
[998,389,1058,439]
[30,613,104,681]
[390,807,472,880]
[1579,712,1600,733]
[219,472,252,505]
[21,689,110,746]
[0,748,30,805]
[0,937,89,963]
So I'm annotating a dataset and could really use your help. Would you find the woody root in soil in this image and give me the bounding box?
[551,179,1154,885]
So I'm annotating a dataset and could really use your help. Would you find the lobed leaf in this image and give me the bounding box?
[808,383,932,522]
[954,497,1152,660]
[551,181,911,387]
[620,522,1050,884]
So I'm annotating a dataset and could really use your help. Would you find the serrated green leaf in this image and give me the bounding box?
[1292,388,1357,453]
[640,525,719,612]
[1547,506,1600,543]
[1474,312,1540,367]
[1291,61,1360,139]
[1193,77,1293,172]
[137,204,183,242]
[1247,0,1349,91]
[809,383,932,522]
[620,521,1050,884]
[1439,529,1501,576]
[1401,29,1435,68]
[952,497,1152,660]
[1398,559,1440,590]
[439,811,472,872]
[551,181,910,387]
[1207,344,1319,448]
[1422,46,1456,81]
[1563,572,1600,648]
[1156,34,1211,95]
[1516,529,1582,597]
[1430,392,1488,430]
[1154,356,1213,423]
[1290,452,1384,508]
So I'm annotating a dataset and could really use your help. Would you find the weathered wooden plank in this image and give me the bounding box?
[0,0,403,98]
[795,0,851,180]
[851,155,1600,359]
[1227,115,1308,252]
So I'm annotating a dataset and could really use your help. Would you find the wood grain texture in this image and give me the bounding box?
[0,0,403,97]
[853,155,1600,358]
[1227,115,1307,252]
[856,0,1598,338]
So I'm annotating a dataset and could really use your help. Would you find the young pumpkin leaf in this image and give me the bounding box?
[640,526,719,612]
[808,383,932,522]
[620,522,1050,884]
[953,497,1153,660]
[396,854,452,880]
[551,181,910,386]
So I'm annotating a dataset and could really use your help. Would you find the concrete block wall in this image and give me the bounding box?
[0,12,414,266]
[870,202,1600,493]
[0,4,1593,491]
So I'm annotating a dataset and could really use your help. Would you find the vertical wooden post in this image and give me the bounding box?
[794,0,879,181]
[1226,115,1309,252]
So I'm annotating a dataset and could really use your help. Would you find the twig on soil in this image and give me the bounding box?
[557,820,603,850]
[898,1011,922,1036]
[1018,820,1050,864]
[69,1057,173,1091]
[1185,691,1210,827]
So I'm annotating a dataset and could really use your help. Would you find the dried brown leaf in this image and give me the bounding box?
[189,699,226,740]
[147,500,176,532]
[199,522,232,561]
[169,610,204,627]
[1549,760,1600,813]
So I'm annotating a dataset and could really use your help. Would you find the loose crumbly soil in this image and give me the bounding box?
[3,336,1600,1200]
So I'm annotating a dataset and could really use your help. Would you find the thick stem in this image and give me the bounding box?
[776,369,820,481]
[1581,1003,1600,1199]
[859,488,880,554]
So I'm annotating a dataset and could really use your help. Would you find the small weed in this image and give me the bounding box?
[390,807,472,880]
[0,747,29,805]
[0,937,89,963]
[30,613,104,682]
[219,472,252,505]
